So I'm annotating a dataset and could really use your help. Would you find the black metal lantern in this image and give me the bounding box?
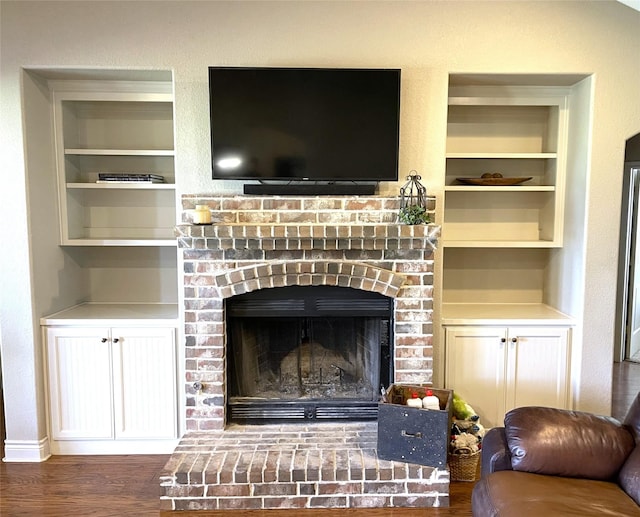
[398,171,429,225]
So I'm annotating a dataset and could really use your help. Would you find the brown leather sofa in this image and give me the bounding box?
[472,393,640,516]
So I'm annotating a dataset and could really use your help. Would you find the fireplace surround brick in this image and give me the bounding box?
[165,195,445,510]
[176,195,439,432]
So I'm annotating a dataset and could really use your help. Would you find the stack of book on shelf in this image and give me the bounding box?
[97,173,165,183]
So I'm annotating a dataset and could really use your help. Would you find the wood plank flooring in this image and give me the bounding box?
[0,454,474,516]
[1,361,637,516]
[0,455,166,516]
[612,360,640,421]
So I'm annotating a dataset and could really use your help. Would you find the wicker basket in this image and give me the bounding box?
[449,446,480,482]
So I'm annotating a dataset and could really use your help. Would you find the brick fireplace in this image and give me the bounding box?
[161,195,446,510]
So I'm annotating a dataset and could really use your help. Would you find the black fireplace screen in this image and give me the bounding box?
[226,286,393,423]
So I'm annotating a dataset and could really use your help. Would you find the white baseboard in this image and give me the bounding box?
[50,438,179,455]
[3,437,51,462]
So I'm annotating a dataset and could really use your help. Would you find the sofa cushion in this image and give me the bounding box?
[504,406,635,480]
[472,470,640,517]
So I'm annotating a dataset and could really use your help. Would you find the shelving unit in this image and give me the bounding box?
[444,87,568,248]
[441,78,575,417]
[442,83,571,307]
[39,76,181,454]
[51,83,177,246]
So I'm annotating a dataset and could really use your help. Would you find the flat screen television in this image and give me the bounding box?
[208,67,401,194]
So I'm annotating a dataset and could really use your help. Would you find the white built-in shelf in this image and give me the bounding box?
[446,152,557,159]
[441,303,574,326]
[443,239,557,248]
[41,302,179,326]
[52,80,176,247]
[443,86,568,249]
[67,182,176,190]
[444,185,555,192]
[441,79,577,426]
[440,81,573,326]
[65,148,174,156]
[62,238,177,247]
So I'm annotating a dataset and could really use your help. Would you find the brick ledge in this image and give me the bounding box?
[160,422,450,511]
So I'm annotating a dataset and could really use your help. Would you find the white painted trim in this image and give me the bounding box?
[48,79,173,95]
[49,438,179,455]
[3,437,51,462]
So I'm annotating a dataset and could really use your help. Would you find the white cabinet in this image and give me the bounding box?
[42,304,179,454]
[444,323,571,429]
[50,80,176,246]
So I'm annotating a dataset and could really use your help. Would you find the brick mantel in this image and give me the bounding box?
[178,222,438,251]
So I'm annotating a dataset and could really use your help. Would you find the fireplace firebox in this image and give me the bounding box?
[226,286,393,423]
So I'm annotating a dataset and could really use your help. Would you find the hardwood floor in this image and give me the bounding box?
[612,360,640,421]
[0,455,166,516]
[0,454,474,516]
[1,362,636,516]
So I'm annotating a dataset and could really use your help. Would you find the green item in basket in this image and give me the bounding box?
[452,392,476,420]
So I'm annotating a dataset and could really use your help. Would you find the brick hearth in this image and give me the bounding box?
[160,423,450,511]
[163,195,444,510]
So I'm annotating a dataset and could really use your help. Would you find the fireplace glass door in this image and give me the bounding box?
[226,286,393,423]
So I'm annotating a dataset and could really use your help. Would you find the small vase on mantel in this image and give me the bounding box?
[192,205,212,225]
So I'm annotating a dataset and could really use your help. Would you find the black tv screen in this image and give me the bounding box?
[209,67,400,183]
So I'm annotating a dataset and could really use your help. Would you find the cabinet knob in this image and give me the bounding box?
[511,337,518,343]
[101,338,108,343]
[500,338,506,343]
[113,338,120,343]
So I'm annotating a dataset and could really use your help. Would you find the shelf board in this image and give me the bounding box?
[40,302,179,326]
[448,90,569,106]
[441,302,574,325]
[61,238,178,247]
[443,239,561,248]
[445,185,555,192]
[65,148,174,156]
[67,182,176,190]
[446,152,557,159]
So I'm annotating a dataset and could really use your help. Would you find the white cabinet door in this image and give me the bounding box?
[46,327,114,439]
[445,325,571,428]
[506,326,570,412]
[444,326,507,428]
[112,327,177,439]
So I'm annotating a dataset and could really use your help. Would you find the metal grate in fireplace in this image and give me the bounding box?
[229,401,380,421]
[226,286,393,424]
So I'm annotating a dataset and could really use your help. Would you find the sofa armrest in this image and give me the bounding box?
[480,427,513,477]
[505,406,635,480]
